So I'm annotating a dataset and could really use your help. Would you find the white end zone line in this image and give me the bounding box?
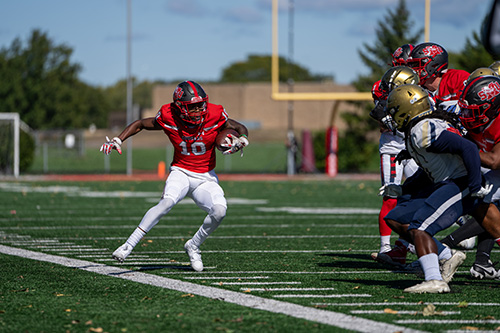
[0,245,426,333]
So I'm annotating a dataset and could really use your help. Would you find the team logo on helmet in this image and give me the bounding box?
[478,81,500,101]
[174,86,184,100]
[422,45,444,57]
[393,47,403,58]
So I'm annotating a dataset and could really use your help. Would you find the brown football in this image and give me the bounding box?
[216,129,239,152]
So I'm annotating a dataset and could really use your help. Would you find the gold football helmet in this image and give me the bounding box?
[386,84,432,131]
[380,66,420,98]
[467,67,498,84]
[489,61,500,75]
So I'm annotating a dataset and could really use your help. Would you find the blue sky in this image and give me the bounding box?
[0,0,492,87]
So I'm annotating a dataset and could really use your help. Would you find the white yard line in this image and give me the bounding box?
[183,276,270,280]
[0,244,425,333]
[351,310,461,315]
[274,294,372,298]
[213,282,302,285]
[241,287,337,291]
[396,319,500,324]
[312,302,500,307]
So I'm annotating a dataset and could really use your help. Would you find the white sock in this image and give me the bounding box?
[380,236,391,252]
[126,227,146,248]
[438,246,452,261]
[419,253,442,281]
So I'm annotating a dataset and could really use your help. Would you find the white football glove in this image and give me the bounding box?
[221,135,249,156]
[100,136,122,155]
[378,184,402,198]
[471,182,493,198]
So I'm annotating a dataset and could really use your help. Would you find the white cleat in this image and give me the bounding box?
[184,239,203,272]
[440,250,466,283]
[112,243,132,263]
[403,279,450,294]
[457,236,477,250]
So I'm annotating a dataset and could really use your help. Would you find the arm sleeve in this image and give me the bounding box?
[426,130,482,193]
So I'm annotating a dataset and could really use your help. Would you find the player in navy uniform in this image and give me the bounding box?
[100,81,249,271]
[383,84,491,293]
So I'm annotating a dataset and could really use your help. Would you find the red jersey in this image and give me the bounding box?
[467,117,500,152]
[155,103,228,173]
[432,69,469,106]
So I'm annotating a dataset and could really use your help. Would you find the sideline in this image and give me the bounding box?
[0,244,424,333]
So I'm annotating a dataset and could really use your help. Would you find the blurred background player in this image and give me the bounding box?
[100,80,249,272]
[369,45,419,263]
[384,84,490,293]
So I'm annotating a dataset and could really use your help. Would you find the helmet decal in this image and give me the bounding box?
[174,86,184,100]
[422,45,444,57]
[393,47,403,58]
[478,81,500,101]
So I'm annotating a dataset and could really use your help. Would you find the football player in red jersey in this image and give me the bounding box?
[407,42,469,113]
[100,81,249,271]
[439,75,500,279]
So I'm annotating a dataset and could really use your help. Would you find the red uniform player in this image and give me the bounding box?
[101,81,249,271]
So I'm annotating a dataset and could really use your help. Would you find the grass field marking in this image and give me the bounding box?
[161,270,398,275]
[274,294,372,298]
[256,207,379,214]
[63,235,380,241]
[213,282,302,285]
[312,302,500,306]
[0,222,379,229]
[183,276,270,280]
[241,288,337,291]
[0,244,426,333]
[351,310,461,315]
[396,319,500,324]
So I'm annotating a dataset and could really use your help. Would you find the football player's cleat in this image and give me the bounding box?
[403,279,450,294]
[457,236,477,250]
[404,260,424,278]
[372,240,408,267]
[440,249,466,283]
[470,260,499,280]
[112,243,132,263]
[184,239,203,272]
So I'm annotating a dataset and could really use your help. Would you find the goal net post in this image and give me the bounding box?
[0,113,30,178]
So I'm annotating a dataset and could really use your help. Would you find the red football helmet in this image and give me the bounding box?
[459,75,500,132]
[391,44,414,66]
[406,42,448,85]
[173,81,209,125]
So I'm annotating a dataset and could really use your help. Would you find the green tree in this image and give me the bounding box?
[335,0,422,172]
[101,78,165,112]
[449,31,495,73]
[0,29,109,129]
[220,54,332,83]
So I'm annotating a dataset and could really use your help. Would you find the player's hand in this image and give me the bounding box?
[221,135,249,156]
[100,136,122,155]
[378,184,402,198]
[395,149,411,164]
[471,182,493,198]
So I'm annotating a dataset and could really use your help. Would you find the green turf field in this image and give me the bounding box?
[1,179,499,332]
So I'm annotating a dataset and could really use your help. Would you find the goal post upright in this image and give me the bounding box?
[0,113,20,178]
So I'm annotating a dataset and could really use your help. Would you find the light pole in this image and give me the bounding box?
[126,0,133,175]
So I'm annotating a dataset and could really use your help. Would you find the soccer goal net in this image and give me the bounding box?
[0,113,30,178]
